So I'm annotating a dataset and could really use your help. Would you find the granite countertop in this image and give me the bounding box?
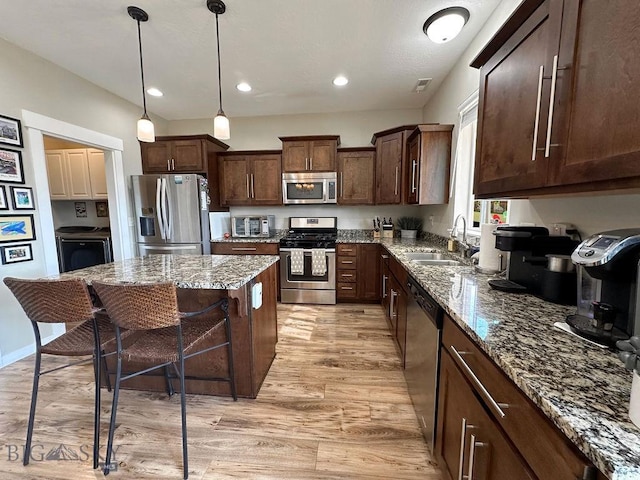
[379,239,639,480]
[57,254,279,290]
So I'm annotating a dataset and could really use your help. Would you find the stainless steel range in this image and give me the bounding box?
[279,217,337,304]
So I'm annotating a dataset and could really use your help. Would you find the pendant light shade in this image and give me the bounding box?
[137,114,155,143]
[214,111,230,140]
[128,6,155,143]
[207,0,230,140]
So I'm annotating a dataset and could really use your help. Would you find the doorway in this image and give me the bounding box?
[21,110,132,276]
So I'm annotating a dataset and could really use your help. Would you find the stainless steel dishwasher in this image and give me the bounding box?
[404,275,443,453]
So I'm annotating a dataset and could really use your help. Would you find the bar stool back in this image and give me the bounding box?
[3,277,111,469]
[92,281,236,479]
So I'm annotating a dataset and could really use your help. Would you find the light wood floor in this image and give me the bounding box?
[0,303,442,479]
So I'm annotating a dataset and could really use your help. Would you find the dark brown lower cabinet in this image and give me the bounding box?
[437,315,605,480]
[437,351,534,480]
[336,244,380,302]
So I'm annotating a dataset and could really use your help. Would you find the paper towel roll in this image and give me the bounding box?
[478,223,502,272]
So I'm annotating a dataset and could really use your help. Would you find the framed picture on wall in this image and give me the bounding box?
[0,243,33,264]
[0,186,7,210]
[10,186,34,210]
[0,114,23,148]
[0,214,36,243]
[0,148,25,184]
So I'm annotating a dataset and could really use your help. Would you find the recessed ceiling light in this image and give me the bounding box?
[423,7,470,44]
[146,87,163,97]
[333,76,349,87]
[236,82,252,92]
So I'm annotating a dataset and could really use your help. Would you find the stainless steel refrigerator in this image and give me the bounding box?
[132,174,211,256]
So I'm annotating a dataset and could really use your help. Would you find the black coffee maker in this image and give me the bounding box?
[489,226,579,304]
[566,229,640,345]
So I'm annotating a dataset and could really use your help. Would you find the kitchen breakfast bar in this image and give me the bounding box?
[57,254,279,399]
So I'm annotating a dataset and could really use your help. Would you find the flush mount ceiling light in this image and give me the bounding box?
[128,6,155,143]
[333,76,349,87]
[236,82,252,92]
[207,0,230,140]
[147,87,163,97]
[423,7,470,44]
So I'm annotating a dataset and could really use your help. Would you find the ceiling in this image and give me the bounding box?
[0,0,501,121]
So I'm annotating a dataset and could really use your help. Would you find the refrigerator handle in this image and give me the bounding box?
[160,178,170,240]
[155,178,165,240]
[164,178,173,239]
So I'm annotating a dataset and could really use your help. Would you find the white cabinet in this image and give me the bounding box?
[46,148,107,200]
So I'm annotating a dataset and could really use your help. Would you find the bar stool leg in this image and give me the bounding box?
[24,323,43,466]
[92,320,103,469]
[164,365,175,397]
[177,326,189,479]
[104,342,122,476]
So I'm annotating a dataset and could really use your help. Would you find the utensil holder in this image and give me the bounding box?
[631,371,640,428]
[382,229,393,238]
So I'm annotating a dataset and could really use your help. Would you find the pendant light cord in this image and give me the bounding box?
[136,19,148,117]
[215,12,223,113]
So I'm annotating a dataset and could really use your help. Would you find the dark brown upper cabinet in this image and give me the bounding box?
[218,151,282,206]
[140,134,228,174]
[279,135,340,172]
[472,0,640,198]
[371,125,416,204]
[337,147,376,205]
[405,124,453,205]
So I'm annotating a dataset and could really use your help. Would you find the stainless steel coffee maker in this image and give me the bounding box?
[567,229,640,345]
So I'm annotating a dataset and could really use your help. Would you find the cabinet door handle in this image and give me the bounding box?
[545,54,559,158]
[531,65,544,161]
[411,159,418,193]
[394,166,399,196]
[340,172,344,197]
[171,158,175,171]
[457,418,477,480]
[382,275,388,298]
[390,289,398,317]
[451,346,508,418]
[310,157,313,170]
[251,174,255,198]
[167,159,171,171]
[231,247,257,251]
[381,254,389,259]
[305,157,309,170]
[467,434,487,480]
[246,174,250,198]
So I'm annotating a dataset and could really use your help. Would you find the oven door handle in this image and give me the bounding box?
[280,248,336,254]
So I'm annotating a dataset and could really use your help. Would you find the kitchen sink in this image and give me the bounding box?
[412,259,462,266]
[405,252,451,261]
[404,252,462,266]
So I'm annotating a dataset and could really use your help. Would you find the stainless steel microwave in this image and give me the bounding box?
[231,215,275,237]
[282,172,337,204]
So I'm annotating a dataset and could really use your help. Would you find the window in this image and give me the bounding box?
[451,91,508,236]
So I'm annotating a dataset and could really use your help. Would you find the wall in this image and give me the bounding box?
[167,108,424,150]
[229,205,422,231]
[51,201,111,229]
[420,0,640,238]
[0,37,168,366]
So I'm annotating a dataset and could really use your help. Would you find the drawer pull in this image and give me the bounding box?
[341,274,353,277]
[458,418,476,480]
[451,345,507,419]
[340,286,354,290]
[466,434,487,480]
[231,247,257,251]
[341,260,354,264]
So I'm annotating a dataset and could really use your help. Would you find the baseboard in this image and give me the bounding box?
[0,326,65,369]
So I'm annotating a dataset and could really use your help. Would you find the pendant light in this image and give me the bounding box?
[128,6,155,143]
[207,0,230,140]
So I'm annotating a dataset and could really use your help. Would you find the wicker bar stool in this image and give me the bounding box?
[3,277,121,469]
[91,281,236,480]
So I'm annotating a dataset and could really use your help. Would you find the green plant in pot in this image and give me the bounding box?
[396,216,422,239]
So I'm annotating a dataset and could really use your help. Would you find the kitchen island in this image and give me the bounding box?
[57,254,279,399]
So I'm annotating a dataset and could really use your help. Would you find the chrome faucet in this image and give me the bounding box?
[452,214,471,256]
